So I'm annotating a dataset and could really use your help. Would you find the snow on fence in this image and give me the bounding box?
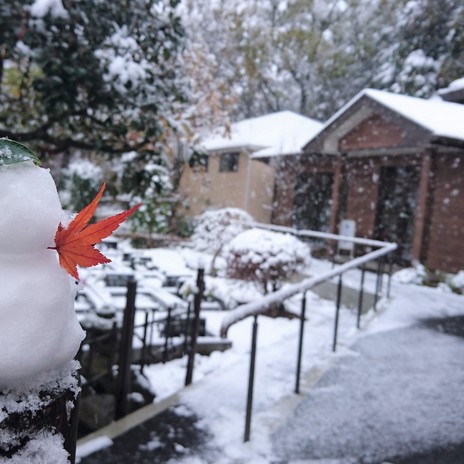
[219,222,397,442]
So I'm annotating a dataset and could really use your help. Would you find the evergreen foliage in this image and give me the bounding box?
[0,0,186,156]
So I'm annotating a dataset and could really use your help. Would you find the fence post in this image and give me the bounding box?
[184,300,192,352]
[163,306,172,363]
[356,266,366,329]
[185,267,205,386]
[387,254,394,298]
[332,274,343,352]
[373,259,383,311]
[244,315,259,442]
[115,278,137,420]
[295,292,307,394]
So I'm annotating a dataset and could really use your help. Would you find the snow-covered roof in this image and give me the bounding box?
[201,111,322,158]
[308,88,464,147]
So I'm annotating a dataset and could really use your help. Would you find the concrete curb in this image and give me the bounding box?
[77,389,184,446]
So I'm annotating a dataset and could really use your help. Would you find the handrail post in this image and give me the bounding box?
[163,306,172,363]
[356,266,366,329]
[244,315,259,442]
[185,267,205,386]
[332,274,343,352]
[115,278,137,420]
[184,300,192,353]
[387,254,394,298]
[295,292,307,394]
[140,311,149,374]
[373,258,383,311]
[379,255,385,293]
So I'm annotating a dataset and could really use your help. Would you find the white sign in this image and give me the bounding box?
[338,219,356,252]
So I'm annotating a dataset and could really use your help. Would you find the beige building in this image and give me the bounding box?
[178,111,322,223]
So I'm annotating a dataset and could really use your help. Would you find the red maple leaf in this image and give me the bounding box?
[49,183,141,280]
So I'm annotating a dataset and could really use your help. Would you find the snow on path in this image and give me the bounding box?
[273,325,464,462]
[163,281,464,463]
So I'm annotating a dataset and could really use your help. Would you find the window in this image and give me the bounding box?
[219,152,239,172]
[189,154,208,172]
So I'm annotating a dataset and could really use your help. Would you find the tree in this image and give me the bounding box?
[375,0,464,97]
[181,0,463,121]
[0,0,186,157]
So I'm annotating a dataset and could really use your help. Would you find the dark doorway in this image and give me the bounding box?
[374,165,420,263]
[292,172,334,231]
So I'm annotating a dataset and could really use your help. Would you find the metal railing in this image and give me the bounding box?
[219,223,397,442]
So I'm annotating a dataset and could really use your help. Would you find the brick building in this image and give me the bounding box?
[267,88,464,273]
[179,111,321,223]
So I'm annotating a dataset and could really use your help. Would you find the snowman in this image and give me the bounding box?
[0,139,138,389]
[0,139,86,389]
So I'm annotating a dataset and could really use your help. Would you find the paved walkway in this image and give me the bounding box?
[78,316,464,464]
[272,317,464,464]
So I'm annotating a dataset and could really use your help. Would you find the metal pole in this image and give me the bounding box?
[115,278,137,420]
[163,306,172,363]
[184,300,192,353]
[332,274,343,352]
[387,254,394,299]
[185,267,205,386]
[356,266,366,329]
[140,311,149,374]
[244,315,259,442]
[295,292,307,394]
[373,259,382,311]
[379,256,385,293]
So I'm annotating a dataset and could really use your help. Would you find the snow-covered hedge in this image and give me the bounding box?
[191,208,253,253]
[224,228,311,293]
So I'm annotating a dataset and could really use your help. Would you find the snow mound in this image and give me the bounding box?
[392,263,427,285]
[449,270,464,292]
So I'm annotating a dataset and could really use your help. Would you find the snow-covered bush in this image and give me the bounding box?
[448,270,464,294]
[392,262,428,285]
[61,158,103,212]
[191,208,253,276]
[191,208,253,253]
[224,228,311,293]
[393,263,464,294]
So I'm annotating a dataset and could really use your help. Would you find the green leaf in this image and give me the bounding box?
[0,138,41,166]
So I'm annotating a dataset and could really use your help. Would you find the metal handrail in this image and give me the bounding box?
[218,223,398,442]
[220,223,397,337]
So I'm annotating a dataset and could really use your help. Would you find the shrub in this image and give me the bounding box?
[225,228,311,294]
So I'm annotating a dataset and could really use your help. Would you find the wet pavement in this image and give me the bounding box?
[79,404,211,464]
[79,316,464,464]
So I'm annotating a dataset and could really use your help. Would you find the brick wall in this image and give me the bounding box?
[425,153,464,273]
[271,155,337,226]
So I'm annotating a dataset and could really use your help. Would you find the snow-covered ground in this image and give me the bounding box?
[77,256,464,463]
